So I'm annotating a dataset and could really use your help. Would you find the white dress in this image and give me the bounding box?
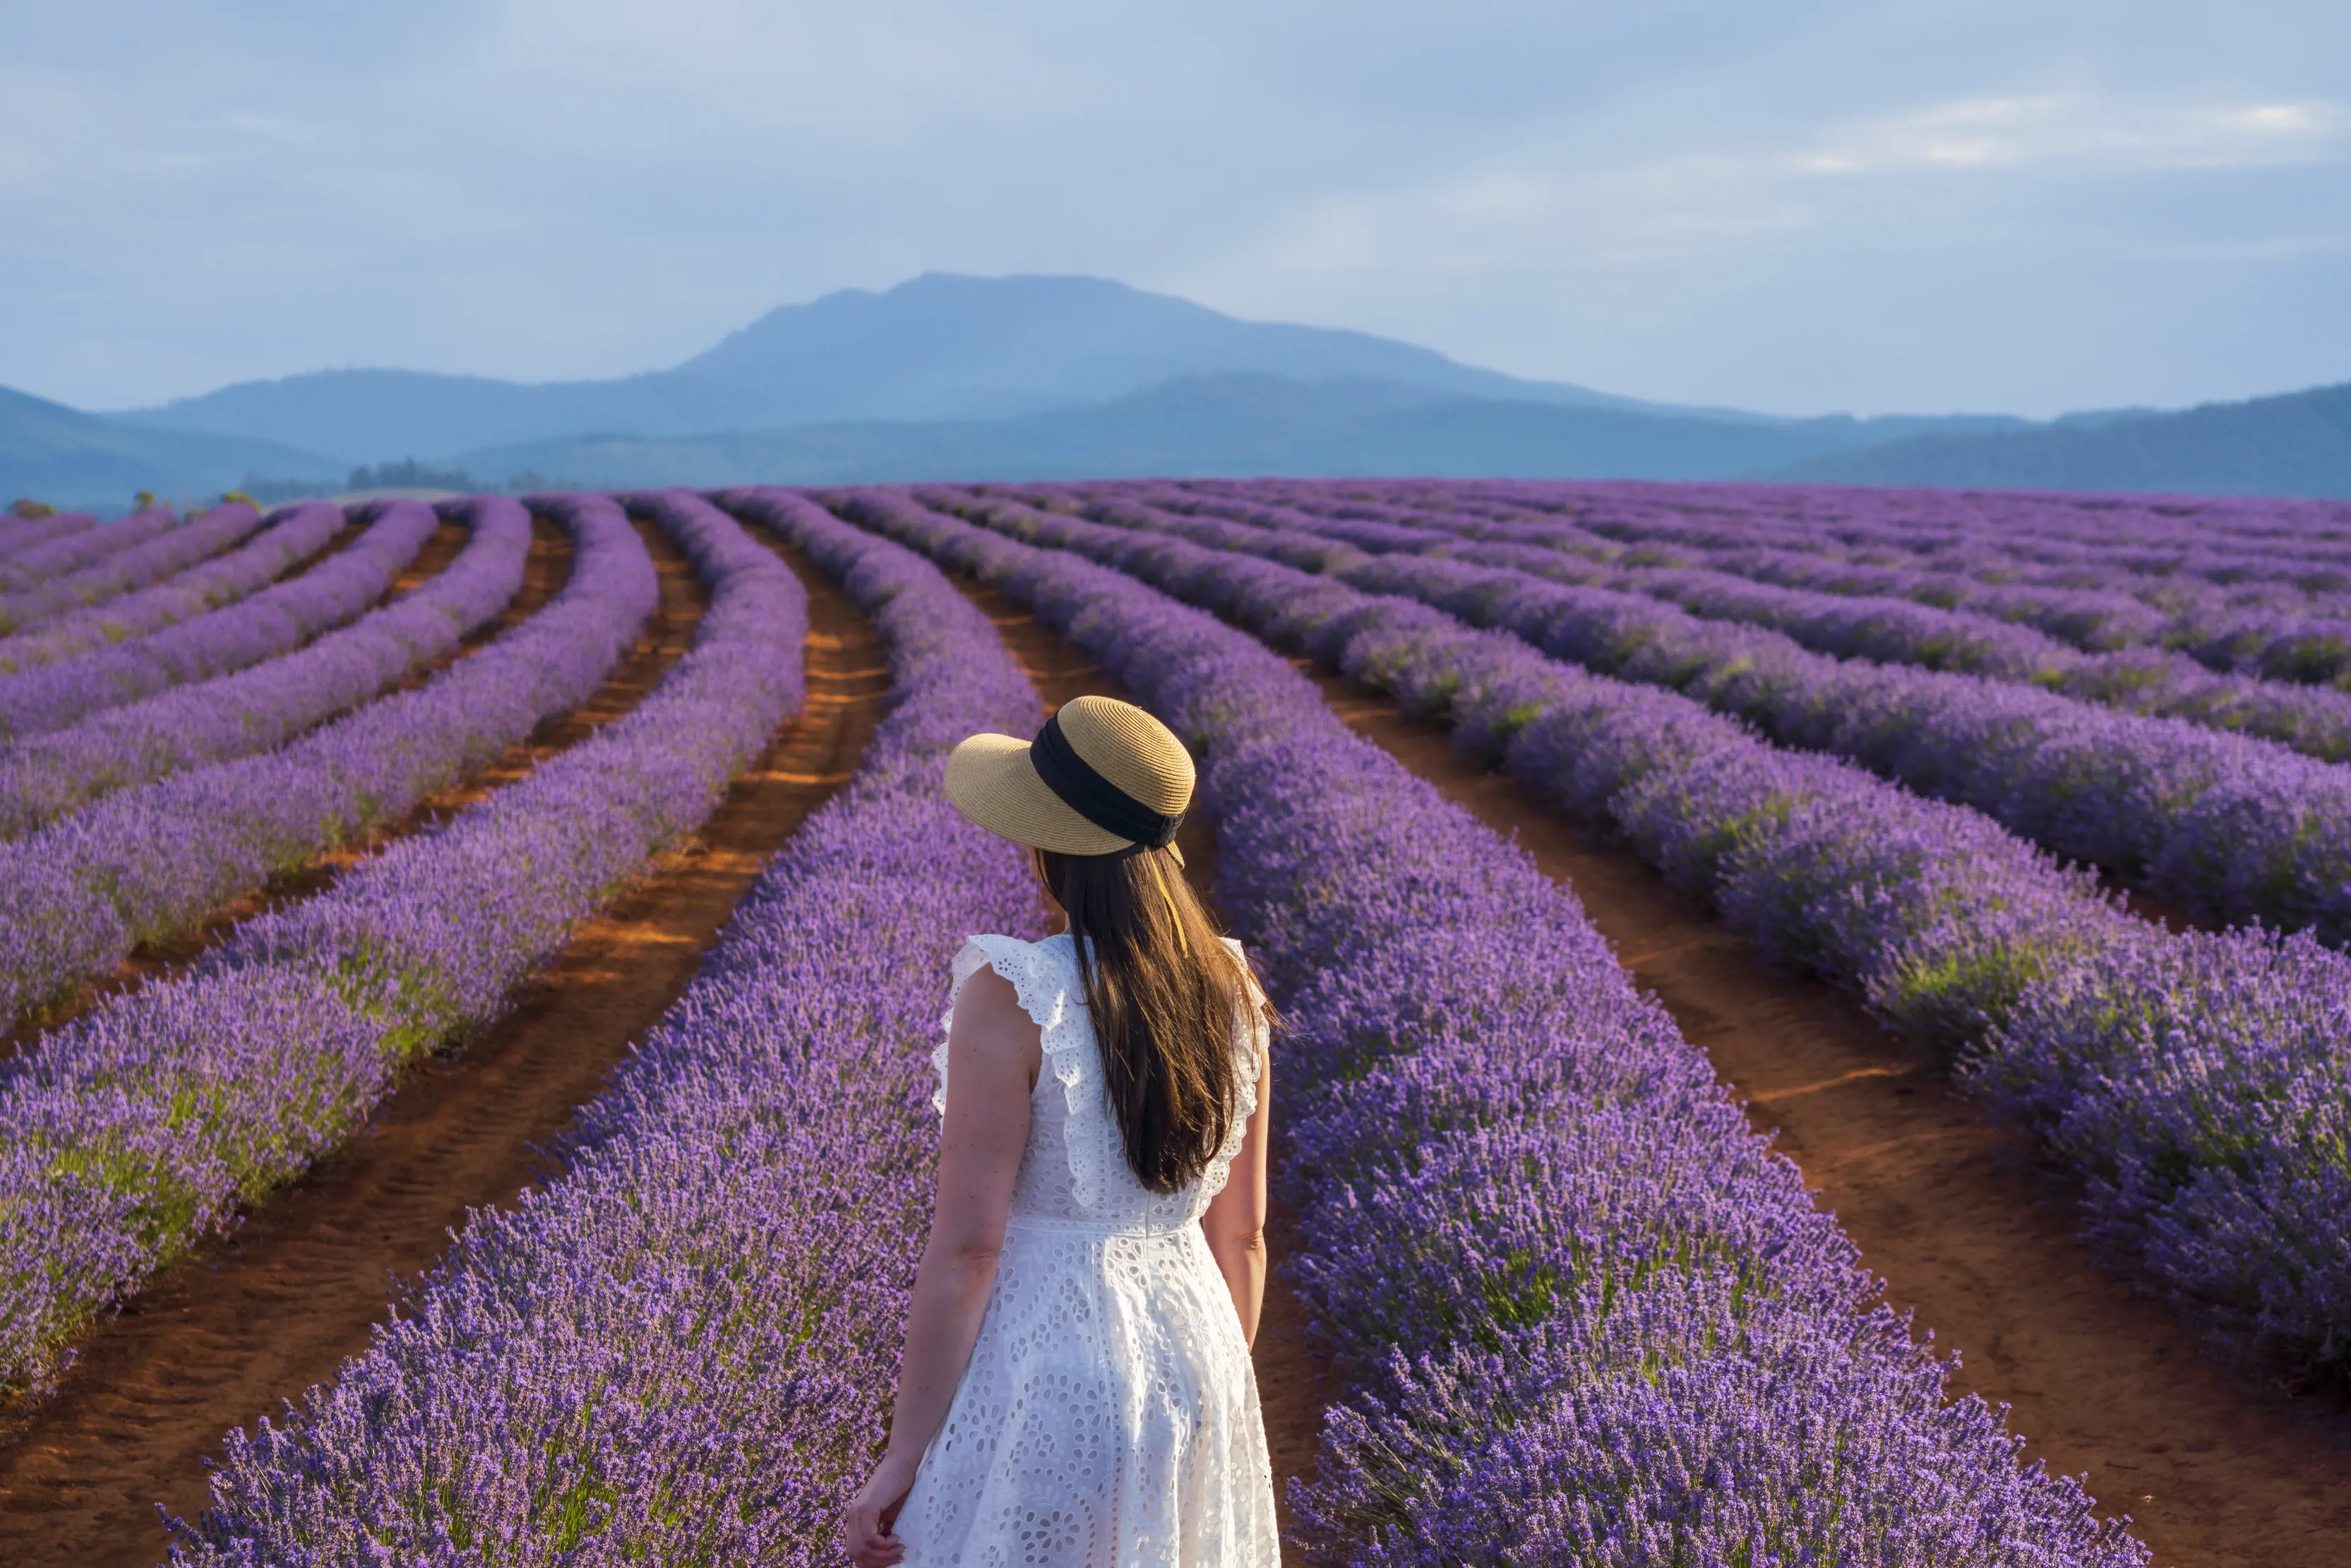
[895,932,1281,1568]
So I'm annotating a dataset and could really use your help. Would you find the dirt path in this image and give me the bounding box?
[951,582,1334,1562]
[1305,666,2351,1568]
[0,517,574,1060]
[0,544,890,1568]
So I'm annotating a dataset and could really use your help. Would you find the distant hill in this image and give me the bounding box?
[449,373,2020,489]
[1771,382,2351,496]
[6,270,2340,503]
[665,273,1699,422]
[104,274,1729,463]
[0,385,340,508]
[107,368,748,472]
[104,273,1978,465]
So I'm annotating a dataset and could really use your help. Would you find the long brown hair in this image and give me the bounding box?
[1036,844,1269,1193]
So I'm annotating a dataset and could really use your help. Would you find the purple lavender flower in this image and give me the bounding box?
[0,503,434,742]
[0,493,806,1416]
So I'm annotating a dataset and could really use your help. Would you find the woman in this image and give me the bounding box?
[842,695,1280,1567]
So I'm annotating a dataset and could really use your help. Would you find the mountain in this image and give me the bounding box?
[106,273,1845,465]
[12,270,2339,503]
[666,273,1689,421]
[448,373,2009,489]
[0,385,341,508]
[1771,382,2351,496]
[108,368,753,471]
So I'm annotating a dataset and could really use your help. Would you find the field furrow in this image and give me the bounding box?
[917,488,2351,1381]
[0,498,529,830]
[1306,665,2351,1567]
[0,505,433,742]
[0,508,181,593]
[0,510,102,565]
[0,498,616,1031]
[1219,485,2351,755]
[2,473,2337,1568]
[830,488,2149,1565]
[0,503,265,637]
[0,502,348,679]
[1051,488,2351,944]
[164,491,1036,1564]
[0,493,806,1416]
[0,535,883,1568]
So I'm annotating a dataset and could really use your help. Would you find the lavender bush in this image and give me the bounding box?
[1055,487,2351,947]
[0,501,343,677]
[0,502,263,635]
[1187,479,2351,664]
[830,487,2146,1567]
[0,502,434,742]
[1238,489,2351,757]
[0,496,650,1029]
[167,489,1034,1564]
[919,486,2351,1377]
[0,505,180,592]
[0,498,525,834]
[0,491,806,1414]
[0,510,100,563]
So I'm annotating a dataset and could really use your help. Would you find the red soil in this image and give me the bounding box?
[0,516,573,1060]
[1307,666,2351,1568]
[0,541,888,1568]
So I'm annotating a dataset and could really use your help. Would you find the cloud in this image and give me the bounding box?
[1789,92,2347,176]
[0,1,2346,417]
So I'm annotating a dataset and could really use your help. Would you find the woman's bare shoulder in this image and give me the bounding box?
[954,962,1024,1023]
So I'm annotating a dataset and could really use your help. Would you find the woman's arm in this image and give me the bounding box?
[1200,1040,1272,1346]
[842,966,1037,1568]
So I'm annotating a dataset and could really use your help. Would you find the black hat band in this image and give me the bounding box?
[1029,710,1184,850]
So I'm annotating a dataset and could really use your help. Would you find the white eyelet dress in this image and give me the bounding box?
[892,931,1280,1568]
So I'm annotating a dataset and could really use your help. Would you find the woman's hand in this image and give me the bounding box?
[842,1450,921,1567]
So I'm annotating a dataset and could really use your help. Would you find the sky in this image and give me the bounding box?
[1,1,2345,418]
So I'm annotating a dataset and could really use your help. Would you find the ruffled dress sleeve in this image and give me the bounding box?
[933,933,1063,1115]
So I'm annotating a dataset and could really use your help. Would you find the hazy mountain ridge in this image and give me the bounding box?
[447,373,2351,496]
[0,385,342,506]
[448,373,1990,488]
[4,272,2343,505]
[1777,382,2351,497]
[101,274,1707,465]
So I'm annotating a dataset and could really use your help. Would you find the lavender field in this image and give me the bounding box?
[4,479,2350,1567]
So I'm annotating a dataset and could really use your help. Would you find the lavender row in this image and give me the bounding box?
[1209,477,2351,658]
[0,491,805,1416]
[0,505,180,592]
[1057,487,2351,947]
[0,497,647,1030]
[829,486,2144,1565]
[0,503,436,745]
[1404,496,2351,694]
[0,499,520,835]
[0,502,342,677]
[0,508,100,563]
[935,489,2351,1377]
[1429,476,2351,584]
[168,490,1033,1563]
[1183,474,2351,581]
[1163,481,2351,700]
[0,502,262,635]
[1456,484,2351,674]
[1144,486,2351,762]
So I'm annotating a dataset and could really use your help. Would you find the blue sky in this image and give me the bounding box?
[1,1,2344,417]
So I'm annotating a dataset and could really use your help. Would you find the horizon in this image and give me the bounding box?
[4,3,2345,421]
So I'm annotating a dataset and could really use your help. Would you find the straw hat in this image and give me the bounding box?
[947,695,1193,861]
